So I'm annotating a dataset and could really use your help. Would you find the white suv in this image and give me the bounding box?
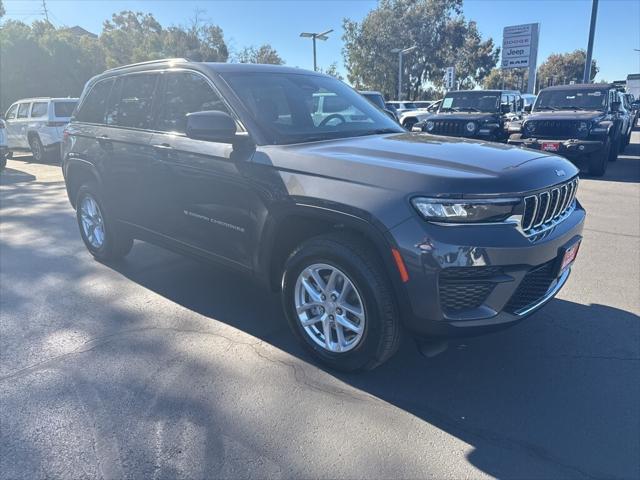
[0,118,8,169]
[4,98,78,162]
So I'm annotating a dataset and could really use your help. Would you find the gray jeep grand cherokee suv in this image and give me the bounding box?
[62,59,585,371]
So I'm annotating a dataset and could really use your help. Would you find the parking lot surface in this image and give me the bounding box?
[1,134,639,479]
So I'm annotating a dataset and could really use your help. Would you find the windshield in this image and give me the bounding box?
[534,89,608,111]
[54,101,77,117]
[439,92,499,113]
[223,73,402,144]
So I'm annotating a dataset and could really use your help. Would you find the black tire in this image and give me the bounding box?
[281,233,402,372]
[0,155,6,170]
[588,137,610,176]
[29,135,46,163]
[402,118,417,130]
[75,184,133,261]
[608,135,620,162]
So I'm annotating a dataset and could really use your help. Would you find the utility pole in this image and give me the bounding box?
[583,0,599,83]
[299,29,333,72]
[41,0,50,22]
[391,46,417,100]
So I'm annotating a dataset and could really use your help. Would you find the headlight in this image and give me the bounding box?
[426,120,435,132]
[524,121,536,134]
[411,197,519,223]
[465,121,477,133]
[577,121,589,138]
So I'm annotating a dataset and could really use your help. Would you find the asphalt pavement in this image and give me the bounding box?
[1,132,639,479]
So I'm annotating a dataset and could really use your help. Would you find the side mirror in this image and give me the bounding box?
[186,110,237,143]
[501,104,511,114]
[524,104,532,113]
[611,101,621,113]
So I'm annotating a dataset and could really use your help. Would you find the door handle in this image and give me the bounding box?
[152,143,173,163]
[97,135,112,150]
[152,143,173,151]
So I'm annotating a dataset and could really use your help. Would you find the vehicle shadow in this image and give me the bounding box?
[110,241,640,478]
[579,137,640,183]
[0,168,37,185]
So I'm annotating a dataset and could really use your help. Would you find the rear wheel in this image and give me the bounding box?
[29,135,45,162]
[282,233,402,371]
[76,184,133,261]
[402,117,418,130]
[588,137,610,176]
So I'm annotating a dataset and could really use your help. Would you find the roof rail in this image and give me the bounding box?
[105,58,190,73]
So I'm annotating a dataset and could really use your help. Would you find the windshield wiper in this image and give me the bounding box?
[557,105,588,111]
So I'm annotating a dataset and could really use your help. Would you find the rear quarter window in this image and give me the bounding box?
[75,79,114,124]
[54,101,77,118]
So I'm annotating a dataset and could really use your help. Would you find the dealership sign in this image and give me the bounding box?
[501,23,539,70]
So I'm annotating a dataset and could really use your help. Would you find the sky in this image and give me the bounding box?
[3,0,640,82]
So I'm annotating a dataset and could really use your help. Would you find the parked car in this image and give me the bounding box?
[616,91,634,152]
[3,97,78,162]
[359,91,398,121]
[385,101,418,116]
[623,93,638,129]
[400,100,442,129]
[413,90,523,142]
[521,94,537,113]
[0,118,8,170]
[412,101,433,110]
[508,84,625,176]
[63,59,585,371]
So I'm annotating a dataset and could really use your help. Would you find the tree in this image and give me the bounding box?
[342,0,498,100]
[0,20,105,111]
[537,49,598,89]
[236,44,284,64]
[483,67,529,91]
[320,62,344,81]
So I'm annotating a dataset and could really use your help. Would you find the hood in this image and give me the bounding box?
[427,112,499,122]
[526,110,604,122]
[256,133,578,198]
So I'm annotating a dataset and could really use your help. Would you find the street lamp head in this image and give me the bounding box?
[402,46,418,54]
[300,32,314,38]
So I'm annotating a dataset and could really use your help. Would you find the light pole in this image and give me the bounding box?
[300,29,333,71]
[583,0,599,83]
[391,46,417,101]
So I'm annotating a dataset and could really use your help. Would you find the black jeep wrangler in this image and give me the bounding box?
[508,84,624,177]
[413,90,523,142]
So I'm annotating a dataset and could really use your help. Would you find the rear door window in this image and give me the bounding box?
[156,71,229,133]
[31,102,48,118]
[54,101,77,118]
[111,73,158,129]
[76,79,114,124]
[17,103,30,119]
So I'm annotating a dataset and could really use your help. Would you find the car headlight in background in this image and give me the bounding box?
[411,197,519,223]
[524,121,536,135]
[465,121,477,133]
[425,120,435,132]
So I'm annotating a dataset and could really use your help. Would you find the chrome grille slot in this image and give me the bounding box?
[521,178,579,237]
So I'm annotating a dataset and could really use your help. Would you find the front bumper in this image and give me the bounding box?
[508,135,604,158]
[387,202,585,336]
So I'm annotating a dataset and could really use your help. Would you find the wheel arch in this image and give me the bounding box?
[258,205,412,319]
[64,158,102,208]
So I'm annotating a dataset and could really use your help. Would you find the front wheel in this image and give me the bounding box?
[29,135,46,163]
[588,137,610,176]
[76,184,133,261]
[608,135,620,162]
[0,155,6,170]
[282,233,402,372]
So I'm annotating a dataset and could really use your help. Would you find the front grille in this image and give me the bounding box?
[505,260,557,314]
[522,178,578,236]
[439,267,501,313]
[526,120,579,139]
[432,120,466,136]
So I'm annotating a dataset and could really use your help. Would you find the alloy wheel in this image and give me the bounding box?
[294,263,366,353]
[79,195,105,249]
